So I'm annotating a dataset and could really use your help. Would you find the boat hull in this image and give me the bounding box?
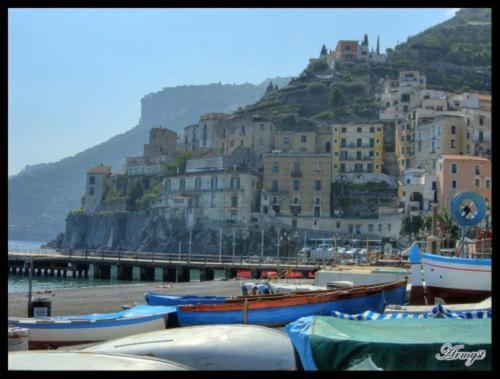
[422,253,491,304]
[12,314,168,349]
[145,293,226,306]
[177,281,406,327]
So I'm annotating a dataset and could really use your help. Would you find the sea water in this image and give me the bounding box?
[8,240,227,293]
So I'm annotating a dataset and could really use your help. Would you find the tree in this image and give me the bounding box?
[328,87,346,107]
[401,215,423,239]
[274,84,279,91]
[126,181,144,211]
[266,81,274,94]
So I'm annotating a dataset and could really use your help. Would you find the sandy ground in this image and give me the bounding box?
[8,278,315,318]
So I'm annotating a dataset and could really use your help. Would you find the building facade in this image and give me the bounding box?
[162,169,261,227]
[83,164,112,214]
[261,153,332,219]
[331,124,384,180]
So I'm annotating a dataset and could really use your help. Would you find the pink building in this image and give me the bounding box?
[436,155,491,214]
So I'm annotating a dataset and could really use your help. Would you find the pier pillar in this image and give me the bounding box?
[83,269,88,279]
[118,266,132,281]
[88,264,95,281]
[154,267,164,281]
[132,267,141,281]
[141,267,154,281]
[56,269,61,277]
[62,270,67,277]
[110,265,118,280]
[72,269,77,278]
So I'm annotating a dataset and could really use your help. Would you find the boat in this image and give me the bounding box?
[286,315,491,370]
[421,253,491,304]
[384,297,491,315]
[176,280,407,327]
[8,351,191,370]
[83,324,297,370]
[145,293,226,306]
[8,305,176,349]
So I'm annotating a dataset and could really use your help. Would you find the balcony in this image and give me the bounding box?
[290,170,303,178]
[339,156,374,161]
[340,143,373,149]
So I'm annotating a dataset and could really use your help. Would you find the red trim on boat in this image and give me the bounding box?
[423,262,491,273]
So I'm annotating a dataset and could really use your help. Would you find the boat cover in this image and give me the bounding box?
[332,304,492,320]
[145,293,226,306]
[30,305,177,321]
[286,316,491,370]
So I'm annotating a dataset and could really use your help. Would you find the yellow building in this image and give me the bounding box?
[331,124,384,179]
[261,153,332,219]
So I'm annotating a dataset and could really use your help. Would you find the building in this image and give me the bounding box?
[214,116,275,161]
[401,169,437,217]
[331,124,384,181]
[83,164,112,214]
[436,155,491,218]
[334,40,359,61]
[272,126,333,155]
[183,113,228,151]
[162,169,261,227]
[126,127,177,176]
[261,153,332,221]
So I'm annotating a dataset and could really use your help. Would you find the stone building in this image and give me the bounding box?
[331,123,384,181]
[83,164,112,214]
[401,169,437,217]
[162,169,261,227]
[183,112,228,152]
[261,153,332,221]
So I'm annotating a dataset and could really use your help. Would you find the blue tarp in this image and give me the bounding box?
[284,316,318,371]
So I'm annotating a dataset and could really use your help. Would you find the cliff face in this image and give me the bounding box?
[57,212,293,256]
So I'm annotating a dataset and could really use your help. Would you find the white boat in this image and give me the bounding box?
[385,297,491,315]
[8,351,190,370]
[421,253,491,304]
[83,324,297,370]
[269,282,326,294]
[8,305,175,349]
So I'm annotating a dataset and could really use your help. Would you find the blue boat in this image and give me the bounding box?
[144,293,227,306]
[176,280,407,327]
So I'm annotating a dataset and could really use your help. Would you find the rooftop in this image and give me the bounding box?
[88,164,112,174]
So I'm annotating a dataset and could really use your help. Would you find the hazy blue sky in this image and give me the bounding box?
[8,8,458,175]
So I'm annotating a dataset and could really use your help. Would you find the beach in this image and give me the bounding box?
[8,279,314,318]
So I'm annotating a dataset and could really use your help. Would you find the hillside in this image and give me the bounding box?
[8,78,290,242]
[386,8,491,92]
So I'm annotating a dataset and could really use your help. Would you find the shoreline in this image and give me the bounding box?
[9,279,314,318]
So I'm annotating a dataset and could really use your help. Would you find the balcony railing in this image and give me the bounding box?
[290,170,303,177]
[339,156,374,161]
[340,143,373,149]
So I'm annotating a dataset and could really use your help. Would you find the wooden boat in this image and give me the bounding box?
[385,297,491,315]
[8,351,191,370]
[145,293,226,306]
[421,253,491,304]
[286,316,491,370]
[8,305,176,349]
[176,280,407,327]
[83,324,297,370]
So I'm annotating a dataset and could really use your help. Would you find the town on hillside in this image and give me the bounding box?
[69,35,491,256]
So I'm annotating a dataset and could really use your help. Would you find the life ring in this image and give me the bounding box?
[449,192,486,227]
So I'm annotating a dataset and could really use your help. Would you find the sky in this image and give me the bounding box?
[8,8,459,176]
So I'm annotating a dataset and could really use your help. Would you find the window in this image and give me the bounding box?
[475,179,480,188]
[89,176,95,185]
[341,127,346,133]
[348,224,354,233]
[325,142,331,153]
[432,181,437,190]
[336,222,340,229]
[341,138,346,147]
[451,140,456,149]
[479,117,484,126]
[467,145,470,154]
[370,127,374,133]
[368,224,373,232]
[301,135,307,143]
[401,94,410,102]
[357,138,362,147]
[292,196,300,205]
[357,127,362,133]
[272,196,279,205]
[230,210,237,221]
[355,225,361,234]
[467,132,470,139]
[340,163,346,173]
[388,224,392,232]
[377,127,381,132]
[378,224,382,232]
[165,179,171,192]
[89,187,95,196]
[451,125,456,135]
[486,179,491,188]
[475,165,480,175]
[314,206,320,218]
[452,180,457,189]
[231,194,238,207]
[211,176,218,190]
[179,178,186,191]
[315,180,321,191]
[451,163,457,174]
[195,177,201,191]
[293,180,300,191]
[370,138,374,147]
[231,176,240,189]
[272,161,279,173]
[272,180,279,191]
[479,131,484,142]
[315,162,322,172]
[284,136,289,145]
